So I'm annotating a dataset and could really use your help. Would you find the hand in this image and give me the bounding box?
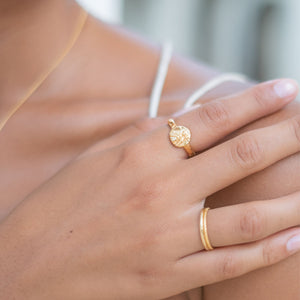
[1,79,300,300]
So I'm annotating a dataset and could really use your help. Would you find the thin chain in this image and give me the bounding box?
[0,7,88,132]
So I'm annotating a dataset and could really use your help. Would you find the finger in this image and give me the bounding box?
[152,79,298,160]
[182,115,300,200]
[174,227,300,292]
[176,192,300,255]
[81,117,166,157]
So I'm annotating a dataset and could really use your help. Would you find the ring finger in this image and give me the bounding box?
[176,191,300,256]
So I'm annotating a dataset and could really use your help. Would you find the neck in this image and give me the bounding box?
[0,0,81,109]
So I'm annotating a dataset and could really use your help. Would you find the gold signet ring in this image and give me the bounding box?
[168,118,196,158]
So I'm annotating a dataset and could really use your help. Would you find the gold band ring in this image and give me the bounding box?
[199,207,214,251]
[168,119,196,158]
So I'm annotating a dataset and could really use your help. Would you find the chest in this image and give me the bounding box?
[0,96,149,220]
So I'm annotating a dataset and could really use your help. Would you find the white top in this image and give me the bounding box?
[148,43,247,118]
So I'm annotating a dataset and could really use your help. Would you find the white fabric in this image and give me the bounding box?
[184,73,247,109]
[148,41,173,118]
[148,43,248,118]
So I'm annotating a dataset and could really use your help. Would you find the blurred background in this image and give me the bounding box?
[76,0,300,83]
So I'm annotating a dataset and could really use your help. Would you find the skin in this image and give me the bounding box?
[203,103,300,300]
[1,83,300,299]
[0,0,299,299]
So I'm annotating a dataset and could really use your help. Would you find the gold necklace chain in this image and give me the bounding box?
[0,8,88,132]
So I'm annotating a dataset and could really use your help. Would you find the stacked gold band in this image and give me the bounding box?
[199,207,214,251]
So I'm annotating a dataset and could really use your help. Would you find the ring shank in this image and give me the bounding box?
[184,144,196,157]
[200,208,214,251]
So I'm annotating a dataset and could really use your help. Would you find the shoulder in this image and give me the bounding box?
[74,15,219,100]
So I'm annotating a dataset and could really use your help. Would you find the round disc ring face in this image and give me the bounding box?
[169,125,191,147]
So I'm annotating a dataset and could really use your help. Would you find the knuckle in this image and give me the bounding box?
[134,222,170,253]
[289,116,300,145]
[119,140,151,168]
[230,134,264,169]
[135,230,159,253]
[129,179,167,211]
[137,267,158,285]
[251,85,270,109]
[199,101,231,130]
[119,142,139,165]
[262,240,281,266]
[136,179,166,203]
[219,254,238,279]
[135,265,167,292]
[239,204,265,241]
[134,117,167,132]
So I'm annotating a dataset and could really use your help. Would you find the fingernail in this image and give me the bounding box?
[273,79,298,99]
[286,234,300,253]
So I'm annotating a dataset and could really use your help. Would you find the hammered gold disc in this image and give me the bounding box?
[169,125,191,147]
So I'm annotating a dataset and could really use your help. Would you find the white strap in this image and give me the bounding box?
[184,73,247,108]
[148,42,173,118]
[148,43,247,118]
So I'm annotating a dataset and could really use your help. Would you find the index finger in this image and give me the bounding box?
[152,79,298,160]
